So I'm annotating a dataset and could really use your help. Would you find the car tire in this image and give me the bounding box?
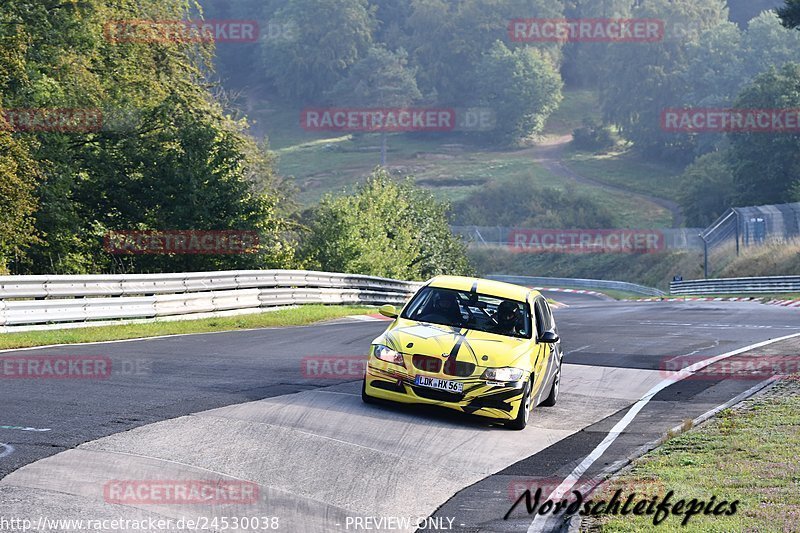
[361,379,377,404]
[540,363,560,407]
[507,380,532,431]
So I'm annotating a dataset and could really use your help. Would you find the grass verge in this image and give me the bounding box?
[717,242,800,279]
[0,305,375,350]
[585,372,800,531]
[565,147,684,203]
[595,289,655,301]
[252,102,673,227]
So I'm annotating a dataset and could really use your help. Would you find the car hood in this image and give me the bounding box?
[374,318,531,368]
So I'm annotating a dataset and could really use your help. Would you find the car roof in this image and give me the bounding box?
[426,276,539,302]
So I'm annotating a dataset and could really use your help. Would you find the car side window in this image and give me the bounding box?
[542,299,556,332]
[533,298,547,338]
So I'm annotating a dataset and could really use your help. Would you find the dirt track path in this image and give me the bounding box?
[527,135,685,228]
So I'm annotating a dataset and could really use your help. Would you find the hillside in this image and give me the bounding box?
[242,89,681,229]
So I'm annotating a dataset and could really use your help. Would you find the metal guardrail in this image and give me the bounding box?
[0,271,422,329]
[670,276,800,296]
[487,275,665,297]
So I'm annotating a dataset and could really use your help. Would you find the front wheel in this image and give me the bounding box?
[361,379,377,404]
[540,364,560,407]
[507,380,532,430]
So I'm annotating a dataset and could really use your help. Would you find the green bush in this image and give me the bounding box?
[452,178,616,229]
[572,119,618,152]
[301,168,472,280]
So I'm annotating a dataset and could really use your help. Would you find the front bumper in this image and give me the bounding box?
[364,360,527,421]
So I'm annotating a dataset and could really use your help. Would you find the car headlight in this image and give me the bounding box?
[482,367,525,382]
[373,344,405,367]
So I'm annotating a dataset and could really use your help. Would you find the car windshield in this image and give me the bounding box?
[401,287,532,339]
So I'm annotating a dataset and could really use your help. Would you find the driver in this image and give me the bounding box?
[494,300,520,335]
[426,291,463,324]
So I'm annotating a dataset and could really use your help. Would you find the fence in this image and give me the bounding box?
[670,276,800,296]
[0,271,421,331]
[700,202,800,277]
[451,226,704,250]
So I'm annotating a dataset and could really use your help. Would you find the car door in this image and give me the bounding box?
[529,296,551,399]
[532,296,556,403]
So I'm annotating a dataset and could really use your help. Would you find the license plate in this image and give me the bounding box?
[414,375,463,394]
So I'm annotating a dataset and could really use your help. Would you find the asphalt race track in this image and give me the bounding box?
[1,293,798,532]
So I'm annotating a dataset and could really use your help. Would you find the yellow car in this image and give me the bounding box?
[362,276,562,430]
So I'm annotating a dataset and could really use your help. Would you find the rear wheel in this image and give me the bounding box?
[507,380,532,430]
[540,364,560,407]
[361,379,376,404]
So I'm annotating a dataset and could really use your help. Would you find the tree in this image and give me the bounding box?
[561,0,634,86]
[684,22,745,107]
[679,21,746,156]
[198,0,266,88]
[327,46,421,164]
[728,64,800,205]
[404,0,458,99]
[328,47,421,108]
[1,0,295,274]
[475,41,562,143]
[728,0,782,27]
[404,0,564,103]
[370,0,414,50]
[76,95,296,273]
[302,169,471,280]
[599,0,729,160]
[405,186,473,278]
[0,19,40,272]
[0,109,40,272]
[677,151,735,226]
[262,0,376,101]
[778,0,800,29]
[743,10,800,78]
[666,11,800,158]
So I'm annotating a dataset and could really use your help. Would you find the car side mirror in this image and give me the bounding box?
[538,331,560,344]
[379,304,399,319]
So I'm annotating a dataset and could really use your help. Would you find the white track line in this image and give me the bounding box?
[527,331,800,533]
[0,443,14,459]
[0,425,51,433]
